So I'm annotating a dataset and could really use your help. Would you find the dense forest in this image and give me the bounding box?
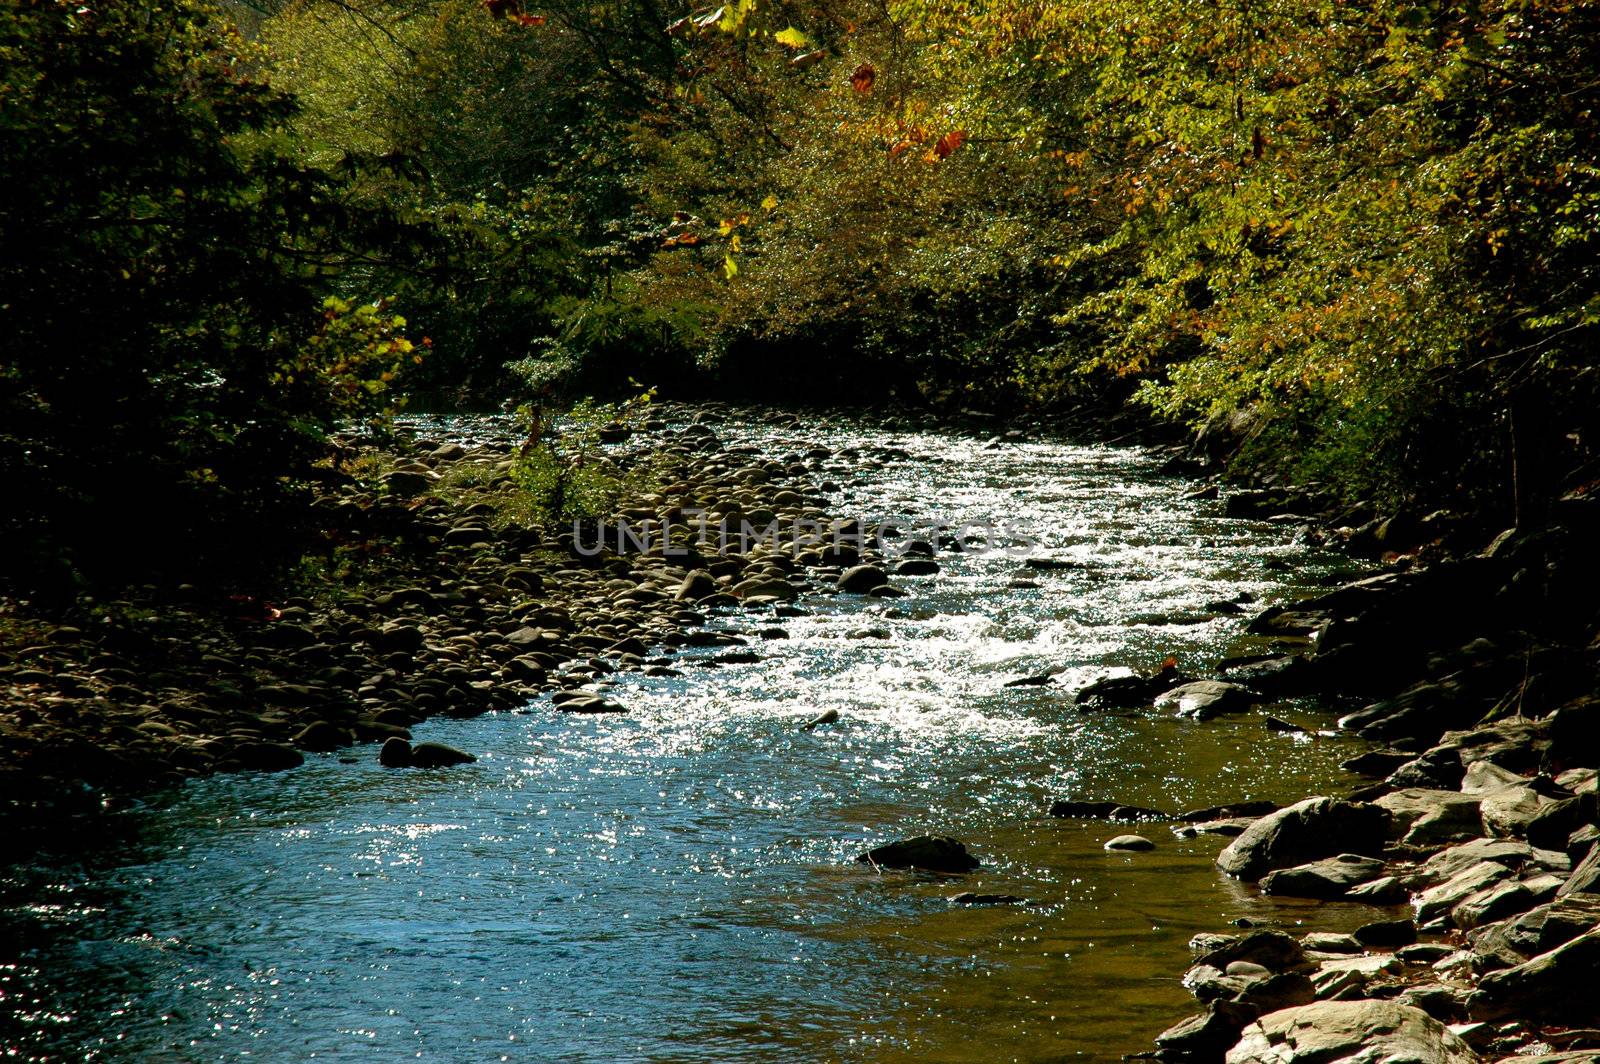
[3,0,1598,588]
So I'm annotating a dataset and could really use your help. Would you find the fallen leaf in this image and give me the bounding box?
[850,61,875,93]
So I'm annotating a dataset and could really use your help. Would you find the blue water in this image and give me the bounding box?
[2,413,1376,1061]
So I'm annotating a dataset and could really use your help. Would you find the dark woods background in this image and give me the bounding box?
[2,0,1597,590]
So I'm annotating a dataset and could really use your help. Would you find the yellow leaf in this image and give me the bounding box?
[730,234,742,252]
[761,194,777,210]
[773,26,809,48]
[723,255,739,278]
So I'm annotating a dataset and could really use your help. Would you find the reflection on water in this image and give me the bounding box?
[1,414,1379,1061]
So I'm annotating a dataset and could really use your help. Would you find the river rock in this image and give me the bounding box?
[382,469,435,495]
[408,741,476,768]
[1557,843,1600,897]
[1415,860,1515,925]
[1050,800,1170,821]
[1470,928,1600,1024]
[378,736,413,767]
[1155,680,1256,720]
[1481,785,1555,838]
[1216,797,1391,881]
[857,835,979,873]
[837,565,888,593]
[1105,834,1155,851]
[1355,918,1418,947]
[1418,837,1570,887]
[1259,854,1387,899]
[291,720,346,753]
[1225,1000,1477,1064]
[675,570,718,601]
[1375,789,1484,846]
[1452,879,1536,929]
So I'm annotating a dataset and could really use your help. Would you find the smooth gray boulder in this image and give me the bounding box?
[1155,680,1256,720]
[1225,1000,1477,1064]
[1217,797,1391,881]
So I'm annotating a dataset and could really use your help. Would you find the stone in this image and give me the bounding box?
[407,741,476,768]
[1193,930,1308,974]
[378,736,413,767]
[1216,797,1391,881]
[1226,1000,1476,1064]
[1155,680,1256,720]
[800,708,840,732]
[1558,843,1600,897]
[1376,789,1484,846]
[1416,838,1570,887]
[291,720,345,753]
[1471,928,1600,1024]
[1049,800,1170,821]
[375,623,426,653]
[1462,761,1531,795]
[1302,932,1365,954]
[857,835,979,873]
[1481,785,1555,839]
[837,565,889,593]
[1347,876,1409,905]
[675,570,718,602]
[1415,860,1515,925]
[948,892,1025,906]
[1309,954,1404,999]
[1452,880,1536,929]
[1355,919,1418,947]
[1156,1002,1262,1060]
[382,469,435,495]
[1105,834,1155,851]
[1261,854,1388,899]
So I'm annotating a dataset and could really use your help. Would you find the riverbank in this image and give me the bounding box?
[1117,491,1600,1061]
[1,405,930,825]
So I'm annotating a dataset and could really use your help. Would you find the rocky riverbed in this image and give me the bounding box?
[5,404,1596,1061]
[1110,491,1600,1062]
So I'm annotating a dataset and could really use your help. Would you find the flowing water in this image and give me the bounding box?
[2,411,1383,1062]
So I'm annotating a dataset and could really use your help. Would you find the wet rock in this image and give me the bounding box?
[375,623,426,653]
[1075,669,1187,709]
[949,892,1026,906]
[1355,919,1418,947]
[378,736,413,767]
[857,835,979,874]
[1178,800,1279,822]
[1342,749,1416,778]
[896,559,940,576]
[1225,1000,1477,1064]
[1346,876,1409,905]
[837,565,888,593]
[1375,788,1483,847]
[800,708,840,732]
[1155,680,1256,720]
[1155,1001,1262,1061]
[553,692,627,714]
[291,720,346,753]
[1301,932,1364,955]
[1193,930,1308,974]
[1216,797,1391,881]
[233,742,304,772]
[1050,800,1170,821]
[1106,834,1156,851]
[1481,785,1556,839]
[408,741,476,768]
[1388,747,1467,790]
[1260,854,1387,899]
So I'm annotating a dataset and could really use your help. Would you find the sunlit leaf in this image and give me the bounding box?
[773,26,809,49]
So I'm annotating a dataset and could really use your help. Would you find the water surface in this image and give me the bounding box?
[2,412,1379,1062]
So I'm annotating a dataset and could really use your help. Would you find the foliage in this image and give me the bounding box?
[0,0,421,590]
[510,390,658,525]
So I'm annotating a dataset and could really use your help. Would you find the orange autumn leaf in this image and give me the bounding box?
[934,129,966,159]
[850,62,875,93]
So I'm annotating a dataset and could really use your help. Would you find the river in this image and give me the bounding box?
[2,410,1380,1061]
